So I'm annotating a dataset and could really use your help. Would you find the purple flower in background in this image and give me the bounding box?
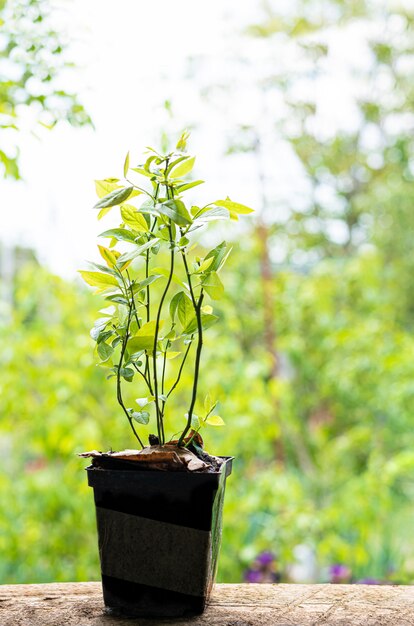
[244,550,282,583]
[329,564,352,583]
[256,551,275,566]
[244,569,263,583]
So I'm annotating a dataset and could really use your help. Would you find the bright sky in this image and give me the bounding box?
[0,0,378,277]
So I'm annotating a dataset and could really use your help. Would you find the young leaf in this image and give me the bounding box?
[204,241,230,272]
[155,199,192,226]
[116,238,160,265]
[105,294,129,305]
[98,245,120,268]
[194,206,230,222]
[214,198,254,219]
[79,271,118,290]
[131,411,150,425]
[170,291,183,322]
[183,313,218,335]
[119,367,134,382]
[195,256,215,274]
[97,342,114,362]
[123,151,130,177]
[128,320,164,353]
[135,397,154,408]
[151,267,186,288]
[170,155,196,179]
[120,205,149,232]
[94,186,134,210]
[95,180,121,206]
[176,180,204,193]
[206,415,225,426]
[131,167,153,178]
[166,351,182,360]
[202,271,224,300]
[177,291,194,327]
[176,130,190,152]
[98,228,138,243]
[185,412,200,429]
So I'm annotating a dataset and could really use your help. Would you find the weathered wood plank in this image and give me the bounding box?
[1,582,414,625]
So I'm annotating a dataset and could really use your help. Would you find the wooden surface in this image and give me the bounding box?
[1,582,414,625]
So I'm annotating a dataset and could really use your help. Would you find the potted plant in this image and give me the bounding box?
[79,132,253,618]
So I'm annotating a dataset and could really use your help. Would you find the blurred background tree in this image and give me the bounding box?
[0,0,91,178]
[1,0,414,585]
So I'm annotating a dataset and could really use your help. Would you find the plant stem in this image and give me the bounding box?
[116,303,144,448]
[166,338,193,398]
[152,223,174,445]
[125,177,154,200]
[144,185,159,384]
[177,291,204,447]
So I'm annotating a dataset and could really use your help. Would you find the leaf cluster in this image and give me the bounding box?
[80,133,253,448]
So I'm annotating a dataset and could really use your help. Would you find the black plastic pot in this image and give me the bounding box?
[86,457,233,618]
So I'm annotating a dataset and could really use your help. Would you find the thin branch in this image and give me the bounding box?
[166,338,193,398]
[152,224,174,445]
[116,303,144,448]
[177,291,204,447]
[125,177,154,200]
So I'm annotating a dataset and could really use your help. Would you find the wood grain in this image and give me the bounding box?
[1,582,414,625]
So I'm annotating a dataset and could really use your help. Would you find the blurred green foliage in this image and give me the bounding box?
[1,243,414,583]
[1,0,414,585]
[0,0,91,179]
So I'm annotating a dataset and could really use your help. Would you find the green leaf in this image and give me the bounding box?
[119,367,134,381]
[214,197,254,219]
[116,238,160,265]
[98,245,120,268]
[127,320,164,353]
[120,205,149,232]
[79,271,118,290]
[94,186,134,210]
[98,228,138,243]
[185,412,200,428]
[123,151,130,177]
[105,294,129,305]
[97,342,113,362]
[131,411,150,424]
[177,292,194,327]
[202,271,224,300]
[176,130,190,152]
[166,351,181,359]
[155,199,192,226]
[135,397,154,408]
[134,275,163,291]
[194,206,230,222]
[195,256,215,274]
[131,167,153,178]
[87,261,118,277]
[170,291,182,322]
[90,318,109,341]
[95,179,121,198]
[170,155,196,179]
[183,313,218,335]
[151,267,187,288]
[176,180,204,193]
[204,241,230,272]
[204,393,215,413]
[96,330,114,344]
[206,415,225,426]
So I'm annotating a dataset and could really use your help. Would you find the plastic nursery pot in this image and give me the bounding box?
[86,456,233,618]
